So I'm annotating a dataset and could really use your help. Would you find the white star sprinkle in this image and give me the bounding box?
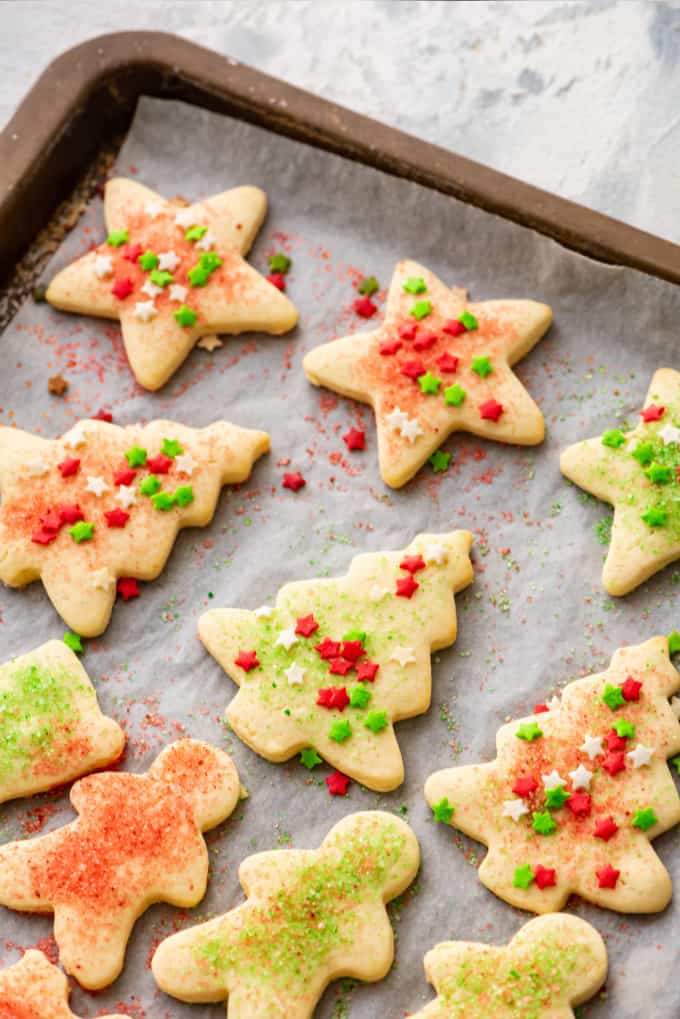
[145,199,165,219]
[197,334,223,352]
[169,284,188,303]
[369,583,390,602]
[502,799,529,822]
[63,424,88,449]
[85,475,110,497]
[423,543,448,565]
[275,628,298,651]
[284,663,306,687]
[174,206,200,228]
[91,568,115,591]
[157,250,180,273]
[541,770,566,790]
[254,605,273,620]
[568,763,593,790]
[386,406,409,432]
[134,300,156,322]
[195,229,217,252]
[93,254,113,279]
[400,417,424,443]
[174,452,197,477]
[659,423,680,446]
[627,743,653,769]
[141,279,163,299]
[390,646,416,667]
[116,485,137,509]
[26,458,48,477]
[580,734,603,760]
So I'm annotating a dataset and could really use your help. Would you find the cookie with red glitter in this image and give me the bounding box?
[561,367,680,595]
[46,178,298,390]
[0,739,241,989]
[0,417,269,636]
[152,811,419,1014]
[425,636,680,914]
[0,950,128,1019]
[411,914,607,1019]
[303,260,552,487]
[198,531,473,791]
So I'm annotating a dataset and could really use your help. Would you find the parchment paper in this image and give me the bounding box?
[1,96,680,1017]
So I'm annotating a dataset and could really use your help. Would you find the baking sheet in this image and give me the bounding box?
[1,95,680,1016]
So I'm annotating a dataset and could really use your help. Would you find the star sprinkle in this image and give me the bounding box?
[284,663,306,687]
[198,530,473,791]
[432,797,455,823]
[502,799,529,821]
[342,427,366,451]
[282,471,306,492]
[116,484,138,508]
[197,333,223,351]
[85,475,110,497]
[64,424,88,448]
[304,260,552,487]
[425,637,680,913]
[46,178,298,390]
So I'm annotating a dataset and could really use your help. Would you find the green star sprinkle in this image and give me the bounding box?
[641,505,667,527]
[532,811,556,835]
[173,305,198,327]
[357,275,378,296]
[69,521,94,543]
[138,250,158,272]
[269,253,292,274]
[632,807,658,831]
[645,461,672,484]
[458,309,478,330]
[602,683,626,710]
[343,629,366,643]
[63,631,83,654]
[516,721,543,742]
[152,492,175,511]
[432,797,455,823]
[545,785,569,810]
[199,251,222,272]
[364,710,388,733]
[149,269,174,288]
[403,277,427,295]
[188,265,210,287]
[185,225,208,242]
[602,429,626,449]
[106,229,129,247]
[512,864,535,890]
[444,383,466,407]
[631,442,654,466]
[173,485,195,507]
[409,299,432,320]
[612,718,635,739]
[299,747,322,769]
[429,449,451,473]
[349,685,371,709]
[471,356,492,378]
[329,720,352,743]
[162,438,184,458]
[418,371,441,395]
[125,446,147,468]
[668,631,680,656]
[139,475,161,496]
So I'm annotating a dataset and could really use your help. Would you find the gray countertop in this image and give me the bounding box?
[1,0,680,244]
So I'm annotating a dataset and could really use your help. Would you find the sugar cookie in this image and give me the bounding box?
[0,949,128,1019]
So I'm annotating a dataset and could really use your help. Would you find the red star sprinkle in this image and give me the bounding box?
[354,296,377,318]
[399,323,417,341]
[356,660,379,682]
[325,770,350,796]
[479,399,504,422]
[295,614,319,637]
[58,504,84,525]
[396,575,419,599]
[121,242,143,262]
[413,331,437,351]
[342,428,366,451]
[117,577,140,601]
[594,816,619,841]
[328,658,354,677]
[512,776,538,797]
[114,467,137,486]
[147,454,173,474]
[315,638,341,660]
[282,471,306,492]
[533,703,549,714]
[567,793,592,817]
[57,457,80,478]
[399,554,426,574]
[104,508,130,528]
[436,352,459,373]
[621,676,642,701]
[92,409,113,422]
[401,359,426,380]
[596,863,620,889]
[379,339,403,356]
[443,319,466,337]
[340,640,365,662]
[31,528,57,546]
[267,271,286,291]
[606,730,626,753]
[111,277,134,300]
[39,510,63,534]
[640,404,665,422]
[234,650,260,671]
[602,751,626,776]
[534,865,557,890]
[316,686,349,710]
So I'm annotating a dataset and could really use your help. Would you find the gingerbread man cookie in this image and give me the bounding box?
[0,739,240,989]
[46,178,298,390]
[0,417,269,635]
[410,914,607,1019]
[561,368,680,594]
[0,950,128,1019]
[152,811,419,1017]
[425,636,680,913]
[199,530,473,791]
[0,639,123,804]
[303,261,552,487]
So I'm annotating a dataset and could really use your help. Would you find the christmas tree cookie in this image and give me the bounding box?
[199,530,474,791]
[0,739,240,990]
[425,636,680,914]
[303,261,552,487]
[46,178,298,390]
[410,914,607,1019]
[0,639,124,804]
[561,368,680,594]
[152,811,419,1016]
[0,950,128,1019]
[0,417,269,636]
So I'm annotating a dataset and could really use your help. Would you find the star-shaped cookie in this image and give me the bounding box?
[425,637,680,913]
[0,639,124,804]
[46,178,298,390]
[303,261,552,487]
[152,811,419,1017]
[0,950,128,1019]
[0,417,269,636]
[0,739,241,989]
[199,530,473,791]
[561,368,680,595]
[410,914,607,1019]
